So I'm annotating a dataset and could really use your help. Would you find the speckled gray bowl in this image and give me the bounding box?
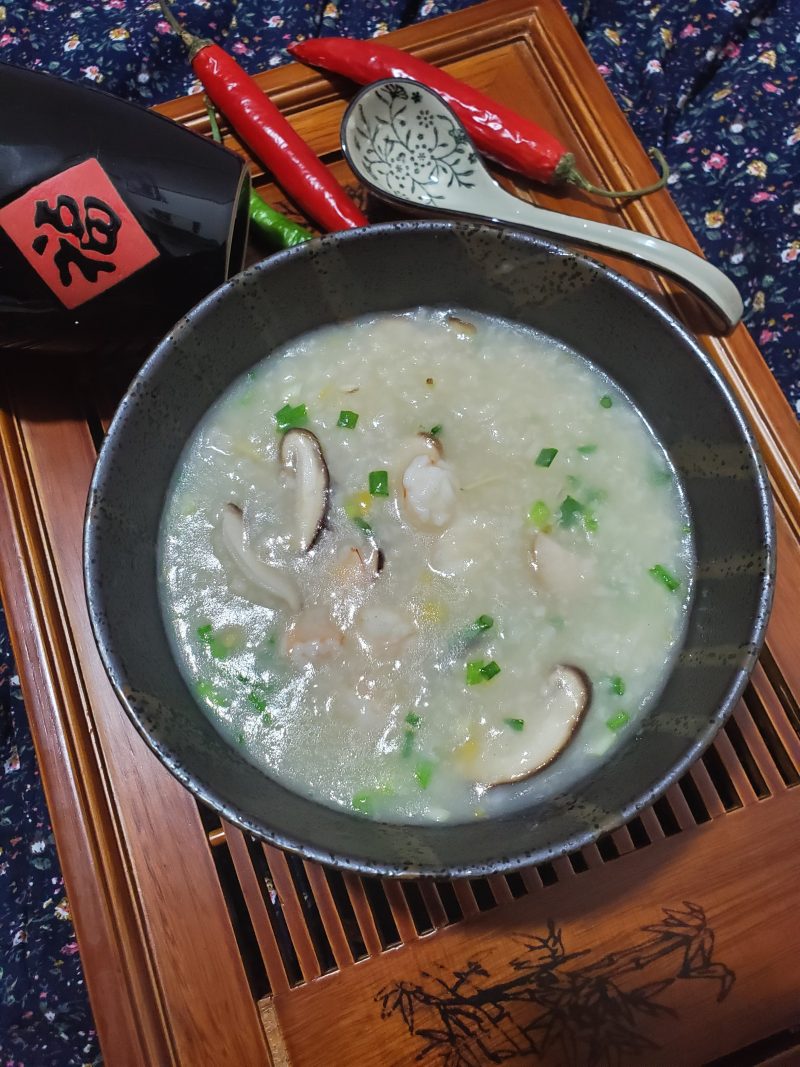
[84,221,774,878]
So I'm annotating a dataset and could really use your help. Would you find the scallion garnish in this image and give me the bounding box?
[504,717,525,731]
[247,691,268,713]
[352,516,373,536]
[235,731,245,745]
[369,470,389,496]
[535,447,558,468]
[429,424,443,436]
[197,623,233,659]
[583,510,599,534]
[467,659,501,684]
[274,402,307,431]
[352,791,373,816]
[337,409,359,429]
[401,730,415,759]
[466,660,485,686]
[600,395,613,409]
[196,679,226,706]
[415,760,435,789]
[400,712,422,758]
[528,500,552,529]
[578,444,597,455]
[607,711,630,732]
[475,614,494,631]
[558,495,584,529]
[649,564,681,592]
[610,676,626,696]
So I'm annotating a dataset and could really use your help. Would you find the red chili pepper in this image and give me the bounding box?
[159,4,366,232]
[289,38,668,199]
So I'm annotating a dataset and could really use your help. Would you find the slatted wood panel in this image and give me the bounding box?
[0,0,798,1063]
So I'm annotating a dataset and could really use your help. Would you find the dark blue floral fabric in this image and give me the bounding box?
[564,0,799,416]
[0,0,797,1062]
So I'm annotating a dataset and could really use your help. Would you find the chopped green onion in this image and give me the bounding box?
[337,409,359,429]
[369,470,389,496]
[260,710,273,727]
[578,444,597,455]
[352,516,373,536]
[274,402,307,431]
[235,731,245,745]
[607,711,630,732]
[405,711,422,727]
[558,495,585,529]
[247,690,268,713]
[610,676,626,696]
[535,447,558,468]
[352,791,374,816]
[466,660,485,686]
[600,395,613,409]
[197,623,237,659]
[429,424,443,436]
[196,679,227,707]
[583,510,599,534]
[650,465,673,486]
[528,500,552,529]
[681,523,692,535]
[649,564,681,592]
[475,615,493,631]
[401,730,415,759]
[481,660,501,681]
[504,717,525,731]
[415,760,435,789]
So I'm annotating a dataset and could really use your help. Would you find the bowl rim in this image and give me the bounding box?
[84,219,776,879]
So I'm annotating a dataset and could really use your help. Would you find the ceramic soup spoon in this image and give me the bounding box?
[341,79,743,329]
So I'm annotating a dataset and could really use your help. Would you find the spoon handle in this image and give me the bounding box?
[491,190,743,329]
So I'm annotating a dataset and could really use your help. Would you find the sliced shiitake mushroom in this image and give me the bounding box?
[483,665,592,788]
[219,503,302,612]
[279,428,330,552]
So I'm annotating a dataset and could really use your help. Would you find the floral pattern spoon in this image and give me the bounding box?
[340,79,743,330]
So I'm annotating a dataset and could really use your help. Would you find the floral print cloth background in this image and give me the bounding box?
[0,0,797,1062]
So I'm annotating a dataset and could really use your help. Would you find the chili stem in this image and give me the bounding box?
[566,147,670,200]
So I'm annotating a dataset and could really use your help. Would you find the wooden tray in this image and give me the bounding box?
[2,1,799,1063]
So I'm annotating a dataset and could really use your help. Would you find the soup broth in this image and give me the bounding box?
[159,309,693,823]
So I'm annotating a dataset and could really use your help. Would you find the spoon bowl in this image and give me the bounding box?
[341,79,743,330]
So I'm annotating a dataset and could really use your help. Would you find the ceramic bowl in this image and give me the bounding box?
[84,221,774,878]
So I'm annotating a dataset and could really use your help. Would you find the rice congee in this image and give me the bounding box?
[158,309,693,823]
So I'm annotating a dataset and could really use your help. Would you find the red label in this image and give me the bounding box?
[0,158,159,309]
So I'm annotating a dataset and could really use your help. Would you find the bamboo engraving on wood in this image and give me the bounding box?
[376,902,735,1065]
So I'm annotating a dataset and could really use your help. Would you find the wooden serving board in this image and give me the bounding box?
[1,1,799,1063]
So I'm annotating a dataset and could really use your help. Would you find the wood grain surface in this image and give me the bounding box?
[0,0,797,1063]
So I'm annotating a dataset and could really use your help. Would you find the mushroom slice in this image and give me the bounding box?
[219,503,301,613]
[483,665,591,788]
[279,428,330,552]
[530,533,595,600]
